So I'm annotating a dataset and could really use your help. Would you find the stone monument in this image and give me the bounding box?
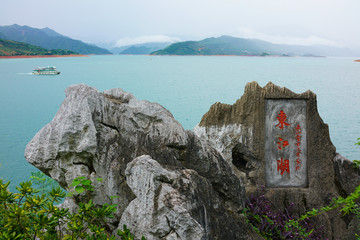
[195,81,360,239]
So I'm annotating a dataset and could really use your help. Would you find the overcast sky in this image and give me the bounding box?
[2,0,360,48]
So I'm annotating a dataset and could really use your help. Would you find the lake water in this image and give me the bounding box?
[0,55,359,188]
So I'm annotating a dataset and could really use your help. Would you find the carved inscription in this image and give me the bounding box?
[265,99,307,188]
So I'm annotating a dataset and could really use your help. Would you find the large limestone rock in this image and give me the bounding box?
[194,81,360,239]
[25,82,359,239]
[25,84,255,239]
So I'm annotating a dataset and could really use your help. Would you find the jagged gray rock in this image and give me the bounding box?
[119,155,204,240]
[25,84,256,239]
[120,155,258,240]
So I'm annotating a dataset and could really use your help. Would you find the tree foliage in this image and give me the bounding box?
[0,175,145,240]
[0,38,79,56]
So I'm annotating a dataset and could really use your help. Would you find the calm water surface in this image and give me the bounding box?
[0,55,359,188]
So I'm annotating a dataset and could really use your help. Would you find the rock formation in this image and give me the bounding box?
[25,84,257,239]
[25,82,360,239]
[195,81,360,239]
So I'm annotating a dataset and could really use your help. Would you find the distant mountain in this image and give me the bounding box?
[40,27,64,38]
[111,42,172,54]
[151,35,355,57]
[0,32,6,39]
[0,38,78,56]
[0,24,111,55]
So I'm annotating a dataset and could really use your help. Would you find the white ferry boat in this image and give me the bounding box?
[33,66,60,75]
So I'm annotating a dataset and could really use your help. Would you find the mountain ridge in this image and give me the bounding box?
[0,24,111,55]
[151,35,355,57]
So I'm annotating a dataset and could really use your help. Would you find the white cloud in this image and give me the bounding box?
[236,27,340,47]
[115,35,181,47]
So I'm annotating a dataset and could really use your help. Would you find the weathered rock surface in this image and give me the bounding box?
[119,155,256,240]
[25,84,255,239]
[195,81,360,239]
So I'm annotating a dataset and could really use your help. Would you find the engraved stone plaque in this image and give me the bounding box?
[265,99,307,188]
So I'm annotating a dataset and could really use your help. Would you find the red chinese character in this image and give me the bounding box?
[296,159,301,171]
[277,137,289,150]
[276,110,290,129]
[296,147,301,157]
[294,124,302,171]
[277,158,290,175]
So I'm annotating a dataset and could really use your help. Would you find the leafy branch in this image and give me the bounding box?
[0,174,146,240]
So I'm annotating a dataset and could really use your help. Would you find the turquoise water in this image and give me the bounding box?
[0,55,359,188]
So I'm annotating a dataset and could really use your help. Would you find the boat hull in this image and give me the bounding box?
[32,71,60,75]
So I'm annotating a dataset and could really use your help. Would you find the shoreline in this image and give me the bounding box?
[146,54,325,57]
[0,54,88,59]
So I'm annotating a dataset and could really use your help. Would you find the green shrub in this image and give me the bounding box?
[30,171,61,195]
[0,175,145,240]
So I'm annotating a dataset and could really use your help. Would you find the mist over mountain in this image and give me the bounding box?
[151,35,357,57]
[2,25,357,57]
[0,24,111,55]
[111,42,172,54]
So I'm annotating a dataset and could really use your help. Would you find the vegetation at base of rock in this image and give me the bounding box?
[354,138,360,169]
[118,225,146,240]
[244,139,360,239]
[30,171,61,194]
[245,185,360,239]
[0,175,145,240]
[0,38,79,56]
[243,186,324,239]
[356,138,360,146]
